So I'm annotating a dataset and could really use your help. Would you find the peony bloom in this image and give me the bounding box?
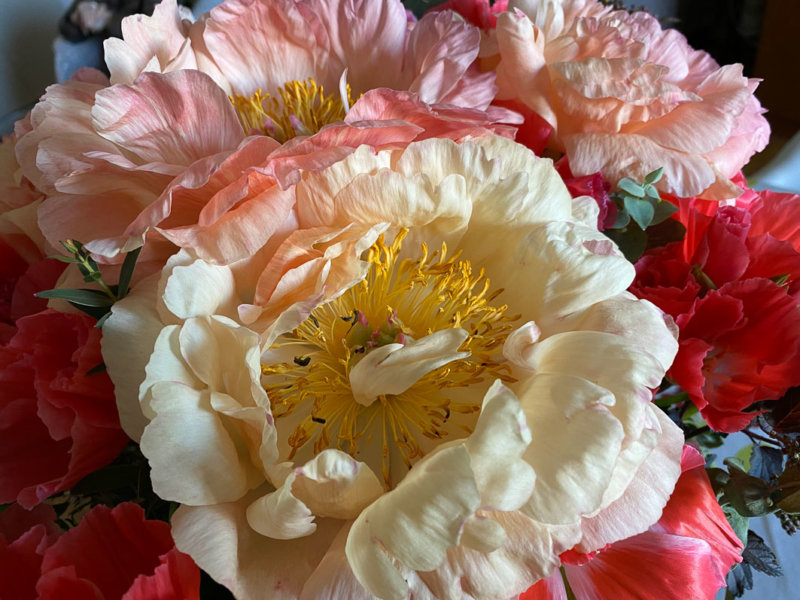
[521,445,743,599]
[104,134,682,599]
[0,307,129,508]
[632,191,800,431]
[490,0,769,199]
[0,132,47,263]
[15,0,507,266]
[0,502,200,600]
[0,503,62,600]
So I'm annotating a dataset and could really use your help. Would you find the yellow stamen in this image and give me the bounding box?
[230,78,355,142]
[261,230,519,487]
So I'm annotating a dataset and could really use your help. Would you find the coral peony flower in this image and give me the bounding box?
[0,132,46,263]
[521,445,743,599]
[491,0,769,199]
[632,191,800,431]
[0,503,62,600]
[0,502,200,600]
[104,135,682,599]
[16,0,507,267]
[0,308,129,507]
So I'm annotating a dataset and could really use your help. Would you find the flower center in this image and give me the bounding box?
[261,230,518,486]
[230,78,354,142]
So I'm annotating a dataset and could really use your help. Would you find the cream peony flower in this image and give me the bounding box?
[103,135,682,599]
[491,0,769,200]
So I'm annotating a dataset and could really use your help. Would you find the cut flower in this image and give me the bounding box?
[103,135,682,599]
[490,0,769,199]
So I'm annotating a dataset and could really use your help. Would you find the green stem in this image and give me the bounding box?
[560,567,577,600]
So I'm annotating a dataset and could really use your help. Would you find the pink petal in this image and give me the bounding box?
[92,70,244,166]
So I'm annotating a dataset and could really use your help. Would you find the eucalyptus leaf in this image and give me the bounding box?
[649,199,678,226]
[604,224,647,262]
[35,288,115,307]
[611,209,631,229]
[618,178,645,197]
[644,166,664,184]
[624,196,655,229]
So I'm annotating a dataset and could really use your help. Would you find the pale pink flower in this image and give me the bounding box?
[493,0,769,199]
[15,0,506,268]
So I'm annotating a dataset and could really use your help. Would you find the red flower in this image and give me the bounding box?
[0,309,129,507]
[36,503,200,600]
[520,446,743,599]
[0,502,200,600]
[632,190,800,431]
[0,503,62,600]
[427,0,508,30]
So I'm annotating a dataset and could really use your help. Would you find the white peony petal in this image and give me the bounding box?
[346,444,481,600]
[466,380,535,511]
[349,328,470,407]
[162,258,237,319]
[141,382,251,504]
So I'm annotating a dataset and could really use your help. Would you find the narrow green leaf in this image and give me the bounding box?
[618,178,645,197]
[35,288,114,308]
[644,166,664,184]
[117,246,142,299]
[94,312,112,329]
[623,196,655,229]
[48,255,81,264]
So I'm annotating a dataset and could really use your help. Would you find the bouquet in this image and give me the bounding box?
[1,0,795,598]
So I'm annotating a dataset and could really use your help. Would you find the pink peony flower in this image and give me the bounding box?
[520,446,743,599]
[492,0,769,199]
[16,0,505,267]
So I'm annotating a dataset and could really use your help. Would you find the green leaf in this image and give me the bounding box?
[604,224,647,262]
[721,458,779,517]
[618,178,645,197]
[117,246,142,299]
[48,255,81,264]
[94,312,112,329]
[34,288,114,308]
[611,209,631,229]
[644,184,661,200]
[649,199,678,226]
[644,166,664,184]
[623,196,655,229]
[723,505,749,546]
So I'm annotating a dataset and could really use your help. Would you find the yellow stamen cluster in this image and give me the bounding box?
[261,230,518,486]
[230,78,354,142]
